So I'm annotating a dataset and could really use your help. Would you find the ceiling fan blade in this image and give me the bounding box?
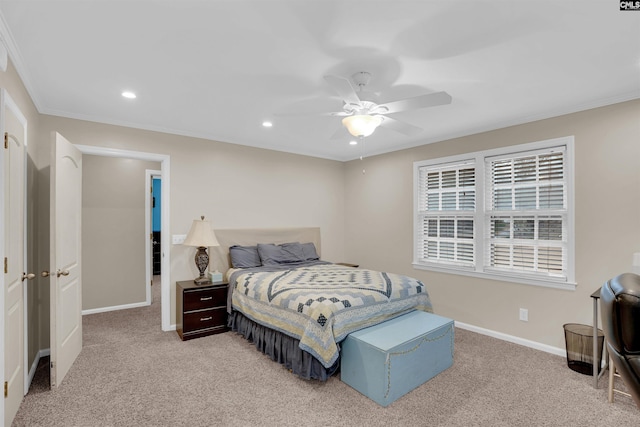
[274,110,346,117]
[379,116,423,136]
[379,91,452,114]
[330,126,350,140]
[324,75,361,105]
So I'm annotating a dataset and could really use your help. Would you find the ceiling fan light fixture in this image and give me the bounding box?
[342,114,383,137]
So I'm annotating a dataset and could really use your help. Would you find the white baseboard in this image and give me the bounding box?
[27,348,50,390]
[82,300,150,316]
[455,321,566,357]
[82,301,176,332]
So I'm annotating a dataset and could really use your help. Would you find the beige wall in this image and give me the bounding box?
[344,99,640,351]
[37,114,347,325]
[82,155,160,310]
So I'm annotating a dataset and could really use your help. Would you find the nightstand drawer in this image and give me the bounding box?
[183,286,227,311]
[182,307,227,332]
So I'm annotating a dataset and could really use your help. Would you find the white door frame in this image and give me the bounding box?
[75,145,172,331]
[0,89,29,424]
[145,169,161,305]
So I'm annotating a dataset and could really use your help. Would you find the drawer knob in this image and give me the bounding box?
[200,296,212,301]
[200,317,213,322]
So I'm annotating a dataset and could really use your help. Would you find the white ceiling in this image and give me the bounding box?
[0,0,638,161]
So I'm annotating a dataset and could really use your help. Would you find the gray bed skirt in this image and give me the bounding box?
[228,310,339,381]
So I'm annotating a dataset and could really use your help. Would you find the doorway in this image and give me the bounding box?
[76,145,171,331]
[145,170,162,306]
[152,177,161,276]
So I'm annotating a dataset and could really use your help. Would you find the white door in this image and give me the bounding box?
[49,132,82,388]
[2,92,28,426]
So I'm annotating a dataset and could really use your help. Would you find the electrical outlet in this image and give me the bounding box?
[519,308,528,322]
[172,234,187,245]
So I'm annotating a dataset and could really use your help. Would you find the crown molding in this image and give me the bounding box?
[0,9,43,112]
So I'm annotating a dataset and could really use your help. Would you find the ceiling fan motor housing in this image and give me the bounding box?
[352,71,372,88]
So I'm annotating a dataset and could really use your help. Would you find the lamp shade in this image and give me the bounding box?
[342,114,383,137]
[183,216,219,247]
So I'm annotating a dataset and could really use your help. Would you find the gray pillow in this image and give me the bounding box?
[257,242,306,266]
[300,242,319,260]
[229,245,261,268]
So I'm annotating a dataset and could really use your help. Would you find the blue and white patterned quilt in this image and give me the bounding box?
[229,264,432,368]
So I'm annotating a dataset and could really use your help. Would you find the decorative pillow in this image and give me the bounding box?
[300,242,319,260]
[257,242,306,266]
[229,245,261,268]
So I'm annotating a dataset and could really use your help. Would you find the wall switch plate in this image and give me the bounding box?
[519,308,528,322]
[172,234,187,245]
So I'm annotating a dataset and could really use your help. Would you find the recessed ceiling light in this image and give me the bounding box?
[349,140,358,145]
[262,121,273,128]
[122,91,136,99]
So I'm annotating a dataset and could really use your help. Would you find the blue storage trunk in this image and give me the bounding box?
[341,310,454,406]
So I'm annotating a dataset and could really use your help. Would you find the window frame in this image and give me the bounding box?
[417,159,477,269]
[413,136,576,291]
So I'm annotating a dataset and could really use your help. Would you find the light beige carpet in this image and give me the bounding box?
[12,282,639,426]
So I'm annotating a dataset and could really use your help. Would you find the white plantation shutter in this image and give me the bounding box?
[416,160,476,267]
[484,146,568,280]
[414,137,574,289]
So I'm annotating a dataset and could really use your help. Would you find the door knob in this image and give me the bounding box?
[56,269,70,277]
[41,271,50,277]
[22,272,36,281]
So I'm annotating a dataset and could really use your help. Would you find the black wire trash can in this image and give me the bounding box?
[563,323,604,375]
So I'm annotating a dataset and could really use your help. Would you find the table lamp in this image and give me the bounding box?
[183,216,219,285]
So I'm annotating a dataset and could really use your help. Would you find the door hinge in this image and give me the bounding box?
[4,257,7,274]
[4,381,7,398]
[150,232,153,240]
[3,132,7,149]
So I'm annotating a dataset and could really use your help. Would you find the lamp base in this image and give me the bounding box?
[193,246,211,285]
[194,275,211,285]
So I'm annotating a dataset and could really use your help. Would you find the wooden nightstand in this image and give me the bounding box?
[176,280,229,340]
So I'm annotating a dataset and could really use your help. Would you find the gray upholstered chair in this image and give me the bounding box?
[600,273,640,408]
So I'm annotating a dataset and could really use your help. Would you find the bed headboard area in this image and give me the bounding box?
[209,227,321,273]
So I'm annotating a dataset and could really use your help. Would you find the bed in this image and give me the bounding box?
[211,227,433,381]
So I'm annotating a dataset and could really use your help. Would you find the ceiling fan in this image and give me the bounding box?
[292,71,452,139]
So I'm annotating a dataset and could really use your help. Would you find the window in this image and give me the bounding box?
[416,160,476,268]
[414,137,575,290]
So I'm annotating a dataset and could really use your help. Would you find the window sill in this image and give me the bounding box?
[412,263,577,291]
